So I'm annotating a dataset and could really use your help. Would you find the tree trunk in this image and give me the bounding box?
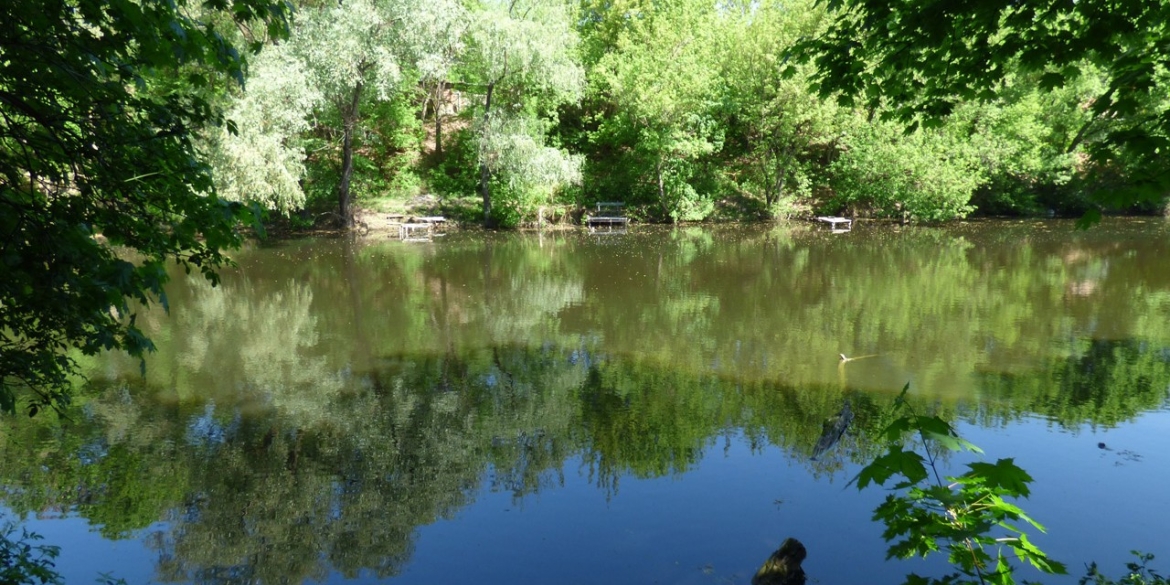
[772,162,788,209]
[656,158,672,223]
[479,162,493,226]
[338,83,363,229]
[760,146,776,208]
[434,81,445,156]
[479,82,496,227]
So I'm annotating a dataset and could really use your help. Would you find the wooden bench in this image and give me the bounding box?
[586,202,629,232]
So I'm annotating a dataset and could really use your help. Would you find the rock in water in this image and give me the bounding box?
[752,538,807,585]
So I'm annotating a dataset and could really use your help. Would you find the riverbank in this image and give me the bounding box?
[266,193,1169,240]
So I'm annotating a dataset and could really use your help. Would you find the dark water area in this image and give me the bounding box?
[3,219,1170,584]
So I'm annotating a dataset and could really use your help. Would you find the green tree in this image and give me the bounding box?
[460,0,585,226]
[715,0,839,219]
[945,76,1091,216]
[828,117,982,221]
[288,0,465,226]
[591,0,724,222]
[209,40,321,214]
[0,0,290,415]
[795,0,1170,216]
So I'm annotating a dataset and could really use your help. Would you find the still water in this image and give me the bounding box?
[3,219,1170,584]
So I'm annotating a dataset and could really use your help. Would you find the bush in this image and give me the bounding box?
[427,127,480,198]
[1081,553,1168,585]
[828,120,981,221]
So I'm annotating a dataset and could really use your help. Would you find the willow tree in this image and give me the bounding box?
[210,42,322,214]
[461,0,584,227]
[217,0,465,225]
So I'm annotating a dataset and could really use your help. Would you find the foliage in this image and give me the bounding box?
[187,0,1170,226]
[427,126,481,198]
[854,385,1067,585]
[297,0,464,225]
[461,0,585,225]
[828,119,982,221]
[938,65,1132,217]
[351,92,427,201]
[0,523,60,585]
[209,41,320,214]
[588,0,724,222]
[477,115,583,224]
[795,0,1170,216]
[714,0,836,220]
[0,0,289,415]
[209,0,465,224]
[1082,553,1169,585]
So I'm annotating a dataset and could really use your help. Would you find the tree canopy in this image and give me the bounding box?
[795,0,1170,217]
[0,0,290,415]
[195,0,1169,227]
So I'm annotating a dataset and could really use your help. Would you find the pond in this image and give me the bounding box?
[3,219,1170,584]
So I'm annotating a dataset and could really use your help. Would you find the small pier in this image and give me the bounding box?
[586,202,629,233]
[398,216,446,242]
[816,216,852,232]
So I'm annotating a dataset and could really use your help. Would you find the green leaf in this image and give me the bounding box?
[1012,533,1068,575]
[966,459,1034,498]
[853,447,928,489]
[0,0,288,416]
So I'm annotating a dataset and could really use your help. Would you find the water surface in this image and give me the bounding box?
[3,219,1170,584]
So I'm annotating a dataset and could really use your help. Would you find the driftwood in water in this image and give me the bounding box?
[752,538,807,585]
[811,400,853,460]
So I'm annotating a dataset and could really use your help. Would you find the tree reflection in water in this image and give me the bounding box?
[3,220,1170,582]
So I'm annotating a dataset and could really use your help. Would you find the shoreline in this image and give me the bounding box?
[262,206,1170,240]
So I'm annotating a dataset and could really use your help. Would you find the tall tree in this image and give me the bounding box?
[591,0,724,222]
[210,41,322,214]
[0,0,290,415]
[715,0,838,218]
[795,0,1170,217]
[461,0,584,227]
[295,0,464,226]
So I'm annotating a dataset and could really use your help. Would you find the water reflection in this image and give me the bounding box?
[4,219,1170,583]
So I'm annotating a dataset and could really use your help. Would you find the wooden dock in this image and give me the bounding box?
[586,202,629,232]
[816,216,852,232]
[398,216,446,242]
[399,223,434,241]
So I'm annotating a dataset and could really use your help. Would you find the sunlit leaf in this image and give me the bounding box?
[966,459,1033,498]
